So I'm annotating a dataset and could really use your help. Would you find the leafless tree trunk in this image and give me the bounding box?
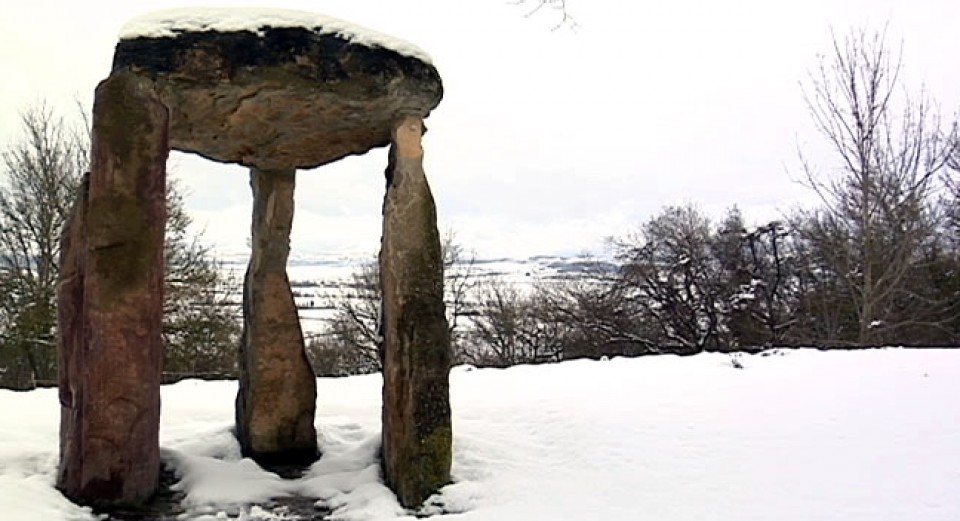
[726,221,802,347]
[799,27,958,345]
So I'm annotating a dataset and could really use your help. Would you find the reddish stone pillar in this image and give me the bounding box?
[236,167,318,464]
[57,71,169,506]
[380,116,452,507]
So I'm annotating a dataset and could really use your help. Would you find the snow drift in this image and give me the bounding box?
[1,348,957,520]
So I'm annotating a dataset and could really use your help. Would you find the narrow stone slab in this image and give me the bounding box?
[56,71,169,506]
[236,168,318,464]
[380,117,452,508]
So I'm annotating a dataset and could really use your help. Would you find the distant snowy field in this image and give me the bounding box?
[220,252,608,336]
[2,349,958,520]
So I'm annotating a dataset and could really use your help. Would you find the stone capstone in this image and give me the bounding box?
[113,27,443,170]
[380,117,452,508]
[236,168,318,464]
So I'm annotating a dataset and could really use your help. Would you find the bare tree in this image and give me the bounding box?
[514,0,577,30]
[615,204,728,352]
[799,27,958,345]
[161,181,242,381]
[313,231,476,375]
[441,231,479,362]
[726,221,803,347]
[468,277,563,366]
[944,138,960,244]
[537,261,658,358]
[0,104,86,387]
[312,259,382,375]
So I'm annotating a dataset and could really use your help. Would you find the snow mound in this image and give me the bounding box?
[119,8,432,64]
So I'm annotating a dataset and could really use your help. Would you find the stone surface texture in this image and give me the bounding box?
[57,12,450,509]
[236,168,318,463]
[380,117,453,508]
[113,27,442,170]
[56,71,169,506]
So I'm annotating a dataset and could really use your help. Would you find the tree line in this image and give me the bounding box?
[0,28,957,385]
[310,28,960,373]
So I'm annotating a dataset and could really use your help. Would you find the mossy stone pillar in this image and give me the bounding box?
[56,71,169,506]
[380,116,452,507]
[236,167,318,464]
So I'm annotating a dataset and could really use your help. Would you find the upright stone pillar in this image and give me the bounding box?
[380,116,452,507]
[57,71,169,506]
[236,168,318,464]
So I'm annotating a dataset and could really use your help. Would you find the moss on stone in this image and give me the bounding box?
[391,425,452,508]
[86,193,158,305]
[95,72,160,185]
[84,71,167,310]
[419,424,452,486]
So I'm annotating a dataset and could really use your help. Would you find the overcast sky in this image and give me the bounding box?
[2,0,959,259]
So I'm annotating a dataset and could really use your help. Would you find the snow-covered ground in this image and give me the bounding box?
[1,348,958,520]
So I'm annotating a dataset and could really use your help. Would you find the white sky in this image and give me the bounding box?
[2,0,959,258]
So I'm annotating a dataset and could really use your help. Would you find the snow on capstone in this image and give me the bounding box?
[118,8,432,64]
